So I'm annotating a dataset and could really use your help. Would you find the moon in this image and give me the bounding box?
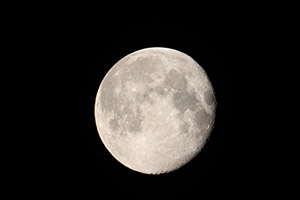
[94,47,216,174]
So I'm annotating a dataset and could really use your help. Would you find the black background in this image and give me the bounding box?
[22,18,246,197]
[9,5,291,198]
[58,22,231,197]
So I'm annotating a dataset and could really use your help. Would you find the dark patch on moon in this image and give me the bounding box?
[127,114,144,133]
[125,105,144,134]
[136,85,169,105]
[173,90,199,113]
[164,69,202,113]
[194,109,210,130]
[165,69,187,90]
[108,104,144,135]
[109,117,119,131]
[204,91,214,106]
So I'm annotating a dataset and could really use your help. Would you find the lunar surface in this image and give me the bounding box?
[95,47,216,174]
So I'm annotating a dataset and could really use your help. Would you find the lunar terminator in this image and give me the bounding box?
[95,47,216,174]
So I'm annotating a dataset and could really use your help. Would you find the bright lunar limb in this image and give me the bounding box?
[94,47,216,174]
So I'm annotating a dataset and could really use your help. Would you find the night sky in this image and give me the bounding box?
[26,18,244,197]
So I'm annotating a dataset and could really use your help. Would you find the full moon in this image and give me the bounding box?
[95,47,216,174]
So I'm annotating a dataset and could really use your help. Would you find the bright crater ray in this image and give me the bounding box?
[95,47,216,174]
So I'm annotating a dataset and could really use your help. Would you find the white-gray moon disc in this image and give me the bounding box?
[95,47,216,174]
